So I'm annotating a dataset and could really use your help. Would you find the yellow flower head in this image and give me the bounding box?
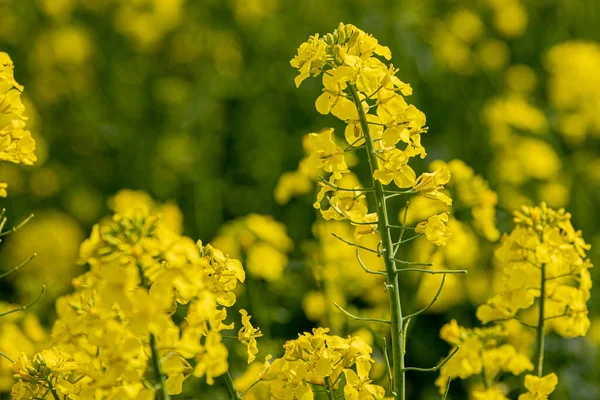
[477,203,593,338]
[265,328,384,399]
[0,52,36,195]
[238,309,263,364]
[518,373,558,400]
[416,212,453,246]
[413,167,452,205]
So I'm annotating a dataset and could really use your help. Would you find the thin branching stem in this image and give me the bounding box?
[331,233,380,254]
[355,250,386,275]
[0,351,14,363]
[393,267,467,275]
[544,310,586,321]
[223,370,242,400]
[348,83,405,399]
[343,137,367,150]
[484,317,537,329]
[392,233,423,247]
[0,253,36,280]
[383,338,397,396]
[441,377,452,400]
[326,202,378,225]
[403,346,460,372]
[333,302,391,325]
[403,275,446,322]
[318,175,373,192]
[149,334,170,400]
[239,379,261,397]
[386,224,416,231]
[535,264,546,376]
[391,258,433,267]
[0,285,45,318]
[44,376,61,400]
[0,214,34,237]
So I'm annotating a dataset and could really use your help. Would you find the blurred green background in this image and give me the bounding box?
[1,0,600,398]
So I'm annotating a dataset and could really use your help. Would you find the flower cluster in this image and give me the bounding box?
[0,52,36,196]
[262,328,384,400]
[211,213,293,282]
[437,203,592,398]
[435,320,533,396]
[290,22,449,229]
[291,23,465,399]
[0,307,47,392]
[519,373,558,400]
[477,203,593,338]
[11,347,92,399]
[10,190,259,398]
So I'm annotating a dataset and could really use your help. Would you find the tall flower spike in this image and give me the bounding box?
[291,23,461,400]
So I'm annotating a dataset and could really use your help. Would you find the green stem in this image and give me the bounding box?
[535,263,546,376]
[44,377,61,400]
[223,371,243,400]
[150,334,170,400]
[326,377,336,400]
[349,84,405,400]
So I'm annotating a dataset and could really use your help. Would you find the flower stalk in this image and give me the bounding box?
[223,370,242,400]
[535,263,546,377]
[150,333,170,400]
[348,83,406,399]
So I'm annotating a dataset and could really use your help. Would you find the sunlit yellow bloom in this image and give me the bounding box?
[11,347,91,400]
[291,33,327,87]
[413,168,452,205]
[518,373,558,400]
[372,147,417,188]
[238,309,262,363]
[0,52,36,171]
[436,320,533,393]
[477,203,593,338]
[305,128,349,181]
[416,213,453,246]
[265,328,384,399]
